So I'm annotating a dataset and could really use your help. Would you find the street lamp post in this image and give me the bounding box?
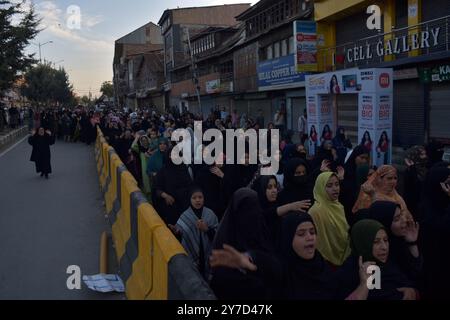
[53,60,64,68]
[31,41,53,63]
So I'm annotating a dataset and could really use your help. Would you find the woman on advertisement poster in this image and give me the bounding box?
[309,125,318,155]
[360,131,373,156]
[330,75,341,94]
[321,124,333,142]
[376,131,390,167]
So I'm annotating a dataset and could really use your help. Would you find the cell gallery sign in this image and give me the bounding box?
[347,27,441,63]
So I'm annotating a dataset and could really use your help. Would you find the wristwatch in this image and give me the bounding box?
[406,240,418,246]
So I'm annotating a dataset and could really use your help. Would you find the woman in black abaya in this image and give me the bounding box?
[28,127,55,179]
[209,188,282,300]
[419,166,450,299]
[153,149,194,225]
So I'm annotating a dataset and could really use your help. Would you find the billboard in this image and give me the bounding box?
[294,21,317,72]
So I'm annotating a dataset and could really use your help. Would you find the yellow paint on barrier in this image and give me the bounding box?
[112,171,139,263]
[147,227,186,300]
[126,203,166,300]
[105,154,121,215]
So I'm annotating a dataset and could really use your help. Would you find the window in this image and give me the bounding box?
[289,36,295,54]
[281,39,288,56]
[267,45,273,60]
[274,42,280,58]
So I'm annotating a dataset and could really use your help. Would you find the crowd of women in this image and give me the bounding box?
[97,106,449,300]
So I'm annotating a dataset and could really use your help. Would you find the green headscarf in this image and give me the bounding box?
[309,172,351,266]
[351,219,386,264]
[146,137,169,175]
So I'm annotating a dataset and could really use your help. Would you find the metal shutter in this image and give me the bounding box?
[430,82,450,139]
[393,79,425,146]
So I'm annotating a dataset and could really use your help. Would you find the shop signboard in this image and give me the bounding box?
[431,64,450,82]
[257,54,306,91]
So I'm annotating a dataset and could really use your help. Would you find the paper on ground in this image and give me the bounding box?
[82,274,125,293]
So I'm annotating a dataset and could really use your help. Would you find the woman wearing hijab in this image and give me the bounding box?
[153,149,194,225]
[278,158,313,205]
[280,213,372,300]
[332,127,352,166]
[253,175,311,246]
[309,172,351,267]
[146,137,169,177]
[353,165,413,221]
[337,219,418,300]
[169,188,219,279]
[340,145,370,224]
[404,145,429,219]
[131,134,152,199]
[419,166,450,299]
[312,140,338,173]
[222,152,258,205]
[209,188,282,300]
[194,150,227,221]
[368,201,422,285]
[28,127,56,179]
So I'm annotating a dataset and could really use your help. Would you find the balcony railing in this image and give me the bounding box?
[318,15,450,70]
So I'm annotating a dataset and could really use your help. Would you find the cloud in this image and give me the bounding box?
[34,1,112,52]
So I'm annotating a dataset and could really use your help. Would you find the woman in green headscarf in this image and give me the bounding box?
[147,137,169,176]
[337,219,418,300]
[309,172,351,267]
[131,134,152,199]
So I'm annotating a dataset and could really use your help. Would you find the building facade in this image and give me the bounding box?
[233,0,313,133]
[157,4,251,110]
[113,22,164,110]
[315,0,450,147]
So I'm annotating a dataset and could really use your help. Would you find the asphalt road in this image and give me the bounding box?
[0,136,123,300]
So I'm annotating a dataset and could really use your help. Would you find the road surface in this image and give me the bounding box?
[0,136,122,299]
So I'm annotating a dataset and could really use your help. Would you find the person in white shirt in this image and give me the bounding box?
[298,108,308,144]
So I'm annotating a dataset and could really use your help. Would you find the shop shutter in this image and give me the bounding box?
[430,82,450,139]
[393,79,425,146]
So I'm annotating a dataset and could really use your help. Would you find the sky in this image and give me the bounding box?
[19,0,258,98]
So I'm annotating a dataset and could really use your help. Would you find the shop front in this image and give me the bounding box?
[305,68,394,167]
[257,53,308,132]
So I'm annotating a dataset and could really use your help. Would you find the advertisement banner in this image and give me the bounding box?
[307,95,319,156]
[358,93,377,162]
[294,21,317,72]
[374,93,393,167]
[318,95,334,142]
[206,79,221,94]
[257,54,306,91]
[305,68,394,164]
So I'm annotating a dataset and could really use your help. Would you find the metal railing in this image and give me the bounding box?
[318,15,450,70]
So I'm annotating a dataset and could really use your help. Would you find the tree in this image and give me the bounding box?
[100,81,114,98]
[21,63,74,107]
[0,0,40,95]
[80,95,90,106]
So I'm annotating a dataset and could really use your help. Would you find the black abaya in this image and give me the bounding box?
[29,133,55,174]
